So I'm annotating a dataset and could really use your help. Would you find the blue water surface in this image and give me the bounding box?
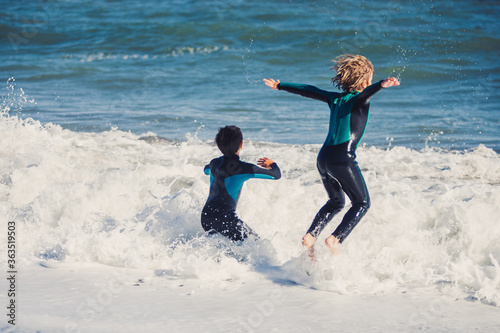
[1,0,499,151]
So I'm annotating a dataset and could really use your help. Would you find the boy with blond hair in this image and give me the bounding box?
[264,54,399,253]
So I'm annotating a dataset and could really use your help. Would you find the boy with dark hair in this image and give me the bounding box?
[264,54,400,253]
[201,125,281,242]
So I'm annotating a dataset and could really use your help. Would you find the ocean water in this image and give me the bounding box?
[1,0,499,150]
[1,0,500,312]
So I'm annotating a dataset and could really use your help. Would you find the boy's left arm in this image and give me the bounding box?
[356,81,383,106]
[250,158,281,180]
[356,77,400,106]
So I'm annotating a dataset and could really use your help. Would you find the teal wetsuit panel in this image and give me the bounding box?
[224,173,275,203]
[201,154,281,241]
[278,81,383,158]
[326,91,358,146]
[203,155,280,209]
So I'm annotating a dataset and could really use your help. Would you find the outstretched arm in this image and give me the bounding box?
[245,158,281,180]
[263,78,331,104]
[356,77,401,107]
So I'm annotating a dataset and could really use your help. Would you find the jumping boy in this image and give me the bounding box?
[264,54,400,253]
[201,125,281,242]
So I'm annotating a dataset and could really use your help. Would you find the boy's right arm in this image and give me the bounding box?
[263,78,330,104]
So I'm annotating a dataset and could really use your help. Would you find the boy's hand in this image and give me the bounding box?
[257,157,275,169]
[263,78,280,90]
[381,77,400,88]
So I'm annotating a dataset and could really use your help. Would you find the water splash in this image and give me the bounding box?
[243,37,260,84]
[424,131,444,149]
[1,77,35,116]
[389,46,416,83]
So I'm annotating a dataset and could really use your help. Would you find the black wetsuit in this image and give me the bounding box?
[278,81,384,243]
[201,154,281,241]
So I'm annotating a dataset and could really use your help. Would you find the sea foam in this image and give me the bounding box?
[1,86,499,306]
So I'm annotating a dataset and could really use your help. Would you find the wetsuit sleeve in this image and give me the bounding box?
[245,162,281,180]
[354,81,383,107]
[345,81,384,146]
[265,162,281,180]
[204,164,210,175]
[277,82,331,104]
[222,161,281,205]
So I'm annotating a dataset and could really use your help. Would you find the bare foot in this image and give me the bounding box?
[325,235,341,254]
[302,233,317,261]
[302,233,316,248]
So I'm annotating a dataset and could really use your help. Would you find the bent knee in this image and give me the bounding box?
[364,199,371,210]
[352,199,370,212]
[326,199,345,211]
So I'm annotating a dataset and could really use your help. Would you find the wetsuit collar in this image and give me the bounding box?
[345,90,360,96]
[224,153,240,160]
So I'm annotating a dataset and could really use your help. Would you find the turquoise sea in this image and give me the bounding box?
[1,0,499,151]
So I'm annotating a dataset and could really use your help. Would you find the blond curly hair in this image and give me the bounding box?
[331,54,374,92]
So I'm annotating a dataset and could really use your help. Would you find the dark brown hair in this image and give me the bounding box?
[215,125,243,156]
